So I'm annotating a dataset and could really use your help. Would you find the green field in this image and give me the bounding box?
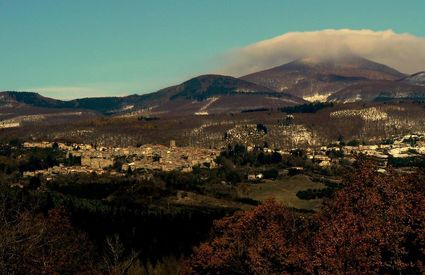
[242,175,326,211]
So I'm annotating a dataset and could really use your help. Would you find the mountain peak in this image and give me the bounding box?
[293,54,365,64]
[241,56,406,99]
[281,55,403,74]
[160,74,288,101]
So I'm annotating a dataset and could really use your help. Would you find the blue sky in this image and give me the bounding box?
[1,0,425,99]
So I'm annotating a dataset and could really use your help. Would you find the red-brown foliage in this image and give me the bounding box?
[0,208,97,274]
[183,201,310,274]
[185,160,425,274]
[310,161,425,274]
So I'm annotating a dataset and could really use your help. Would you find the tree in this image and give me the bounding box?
[185,160,425,274]
[52,142,59,150]
[103,234,140,275]
[309,160,425,274]
[0,207,97,274]
[347,139,361,146]
[270,151,282,164]
[183,200,309,274]
[263,168,279,179]
[256,124,268,134]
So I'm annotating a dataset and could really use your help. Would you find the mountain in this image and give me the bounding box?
[328,81,425,102]
[0,75,306,116]
[3,58,419,117]
[400,72,425,86]
[157,74,283,100]
[0,91,141,114]
[241,55,406,101]
[141,74,306,114]
[0,91,64,108]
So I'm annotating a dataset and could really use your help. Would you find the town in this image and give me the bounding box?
[21,132,425,180]
[22,139,220,179]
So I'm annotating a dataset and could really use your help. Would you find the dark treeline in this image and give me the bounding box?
[279,102,334,113]
[0,170,238,274]
[388,155,425,167]
[137,116,160,121]
[241,107,271,113]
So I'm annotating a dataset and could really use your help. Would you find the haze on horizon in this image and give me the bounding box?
[1,0,425,99]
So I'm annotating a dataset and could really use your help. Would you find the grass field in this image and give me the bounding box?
[242,175,326,211]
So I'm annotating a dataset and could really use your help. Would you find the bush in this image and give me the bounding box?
[347,139,361,146]
[263,168,279,179]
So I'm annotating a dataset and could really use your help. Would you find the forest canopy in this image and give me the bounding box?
[184,160,425,274]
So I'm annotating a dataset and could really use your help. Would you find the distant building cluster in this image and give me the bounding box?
[303,133,425,170]
[244,133,425,172]
[23,140,219,178]
[23,164,121,180]
[21,133,425,179]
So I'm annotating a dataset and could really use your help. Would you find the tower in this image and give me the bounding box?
[170,139,176,148]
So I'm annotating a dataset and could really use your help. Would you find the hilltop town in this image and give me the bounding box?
[22,140,219,179]
[20,132,425,181]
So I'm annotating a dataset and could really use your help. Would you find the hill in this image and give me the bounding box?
[144,74,306,115]
[328,81,425,102]
[3,59,423,118]
[0,91,64,108]
[0,75,306,117]
[401,72,425,86]
[0,91,141,114]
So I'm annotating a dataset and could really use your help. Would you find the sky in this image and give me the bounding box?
[1,0,425,99]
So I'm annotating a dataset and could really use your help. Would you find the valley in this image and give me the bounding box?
[2,54,425,274]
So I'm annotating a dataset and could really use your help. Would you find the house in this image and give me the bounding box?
[81,154,114,169]
[247,174,256,181]
[248,173,264,181]
[319,160,331,167]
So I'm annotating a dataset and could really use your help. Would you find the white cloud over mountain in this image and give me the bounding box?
[220,29,425,76]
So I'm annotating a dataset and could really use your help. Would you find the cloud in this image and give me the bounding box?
[219,29,425,76]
